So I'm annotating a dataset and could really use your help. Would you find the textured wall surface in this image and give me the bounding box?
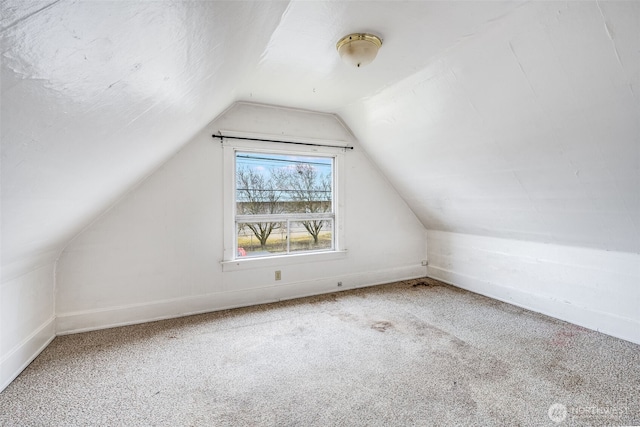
[342,1,639,253]
[0,263,55,391]
[427,230,640,344]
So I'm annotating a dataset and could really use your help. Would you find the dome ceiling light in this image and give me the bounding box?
[336,33,383,68]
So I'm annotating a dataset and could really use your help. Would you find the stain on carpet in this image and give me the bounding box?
[371,321,393,332]
[405,278,445,288]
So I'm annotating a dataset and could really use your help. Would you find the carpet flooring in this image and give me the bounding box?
[1,278,638,426]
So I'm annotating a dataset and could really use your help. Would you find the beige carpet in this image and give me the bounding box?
[1,278,638,426]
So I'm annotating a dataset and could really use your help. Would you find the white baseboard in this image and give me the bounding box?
[57,265,425,335]
[428,266,640,345]
[1,317,56,393]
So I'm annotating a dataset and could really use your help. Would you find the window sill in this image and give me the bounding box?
[221,250,348,272]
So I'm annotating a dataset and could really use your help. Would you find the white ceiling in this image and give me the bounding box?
[341,1,639,252]
[2,1,638,277]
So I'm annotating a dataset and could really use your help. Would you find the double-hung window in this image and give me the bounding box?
[235,151,335,258]
[222,137,345,266]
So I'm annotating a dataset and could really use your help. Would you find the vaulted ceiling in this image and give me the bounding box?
[2,1,638,278]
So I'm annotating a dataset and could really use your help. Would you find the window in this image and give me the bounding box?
[222,137,346,267]
[235,151,335,258]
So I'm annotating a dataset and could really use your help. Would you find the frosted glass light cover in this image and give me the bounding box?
[336,34,382,68]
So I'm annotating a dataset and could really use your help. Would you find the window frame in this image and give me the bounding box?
[221,137,347,271]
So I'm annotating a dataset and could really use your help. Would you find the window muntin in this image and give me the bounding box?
[235,152,334,258]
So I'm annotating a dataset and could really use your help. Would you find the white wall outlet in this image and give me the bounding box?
[275,270,281,281]
[421,260,428,266]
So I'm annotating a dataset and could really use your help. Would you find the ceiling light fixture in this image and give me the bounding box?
[336,33,383,68]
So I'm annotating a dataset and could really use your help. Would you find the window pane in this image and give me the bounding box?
[237,222,287,257]
[236,152,333,215]
[289,220,333,253]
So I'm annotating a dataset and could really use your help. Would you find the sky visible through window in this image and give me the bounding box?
[236,152,332,202]
[236,153,331,175]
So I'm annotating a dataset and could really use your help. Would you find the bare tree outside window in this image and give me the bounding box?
[287,163,332,245]
[236,166,287,249]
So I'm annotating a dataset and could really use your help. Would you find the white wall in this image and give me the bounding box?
[427,230,640,344]
[55,103,426,334]
[1,264,56,392]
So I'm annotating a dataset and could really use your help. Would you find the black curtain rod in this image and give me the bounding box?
[212,134,354,150]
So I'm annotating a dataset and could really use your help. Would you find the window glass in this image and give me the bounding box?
[289,220,333,253]
[235,152,334,258]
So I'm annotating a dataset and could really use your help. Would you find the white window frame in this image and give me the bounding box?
[221,136,347,271]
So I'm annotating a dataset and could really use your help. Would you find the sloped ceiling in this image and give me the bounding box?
[339,1,639,253]
[2,1,638,278]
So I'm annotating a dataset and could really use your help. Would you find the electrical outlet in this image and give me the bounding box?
[421,260,428,266]
[337,281,343,287]
[275,270,281,281]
